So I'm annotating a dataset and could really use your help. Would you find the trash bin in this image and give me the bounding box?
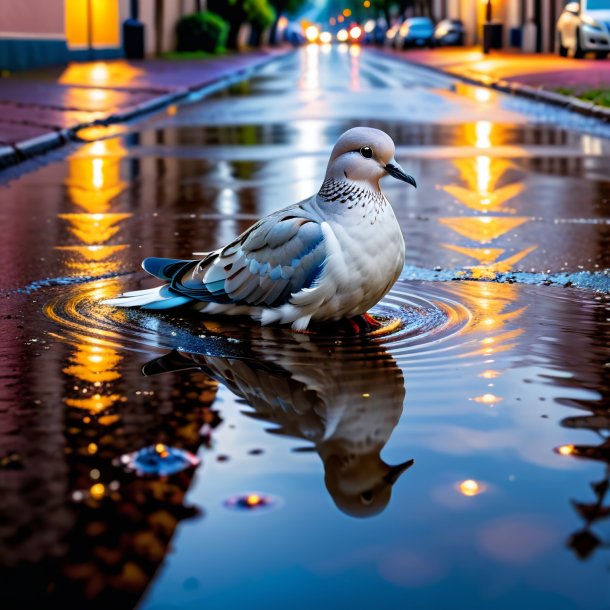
[483,22,503,53]
[123,18,145,59]
[509,26,522,48]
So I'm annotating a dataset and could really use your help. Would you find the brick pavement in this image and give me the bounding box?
[0,49,289,169]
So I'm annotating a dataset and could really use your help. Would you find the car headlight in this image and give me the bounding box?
[582,15,604,31]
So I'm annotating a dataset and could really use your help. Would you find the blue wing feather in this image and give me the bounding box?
[139,205,327,309]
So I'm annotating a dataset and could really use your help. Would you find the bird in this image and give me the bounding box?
[103,127,417,330]
[142,321,414,518]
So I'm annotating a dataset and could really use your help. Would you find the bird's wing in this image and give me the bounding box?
[170,204,327,307]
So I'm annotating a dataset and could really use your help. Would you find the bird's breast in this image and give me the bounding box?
[319,204,405,318]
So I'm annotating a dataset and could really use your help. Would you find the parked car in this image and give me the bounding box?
[395,17,435,49]
[433,19,465,46]
[556,0,610,59]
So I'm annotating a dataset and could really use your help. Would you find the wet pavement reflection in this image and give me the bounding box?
[1,46,610,609]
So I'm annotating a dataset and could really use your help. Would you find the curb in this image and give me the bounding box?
[0,50,291,172]
[373,48,610,123]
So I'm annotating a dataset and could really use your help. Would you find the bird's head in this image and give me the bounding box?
[324,127,417,190]
[324,452,414,518]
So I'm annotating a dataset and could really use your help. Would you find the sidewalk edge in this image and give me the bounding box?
[0,50,291,172]
[373,49,610,123]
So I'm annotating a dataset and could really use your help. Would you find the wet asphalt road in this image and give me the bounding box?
[1,46,610,610]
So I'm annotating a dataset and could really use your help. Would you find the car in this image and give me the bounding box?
[395,17,435,49]
[556,0,610,59]
[433,19,465,46]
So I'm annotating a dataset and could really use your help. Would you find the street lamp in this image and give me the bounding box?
[482,0,501,55]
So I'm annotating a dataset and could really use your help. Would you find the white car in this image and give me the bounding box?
[557,0,610,58]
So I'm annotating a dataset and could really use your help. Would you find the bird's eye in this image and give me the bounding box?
[360,146,373,159]
[360,490,374,504]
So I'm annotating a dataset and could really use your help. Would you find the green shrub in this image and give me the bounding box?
[243,0,276,30]
[176,11,229,53]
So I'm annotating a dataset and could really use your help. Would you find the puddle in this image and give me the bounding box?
[1,46,609,610]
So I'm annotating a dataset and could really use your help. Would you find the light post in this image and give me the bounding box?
[483,0,492,54]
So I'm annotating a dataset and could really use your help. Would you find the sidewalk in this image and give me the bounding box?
[378,47,610,121]
[0,48,289,170]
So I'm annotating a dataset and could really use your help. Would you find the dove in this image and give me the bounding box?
[103,127,416,330]
[141,321,414,518]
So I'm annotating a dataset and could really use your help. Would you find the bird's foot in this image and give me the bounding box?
[306,314,383,336]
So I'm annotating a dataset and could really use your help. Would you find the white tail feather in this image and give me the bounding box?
[102,285,167,307]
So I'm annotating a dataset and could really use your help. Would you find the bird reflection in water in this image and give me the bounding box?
[143,320,413,518]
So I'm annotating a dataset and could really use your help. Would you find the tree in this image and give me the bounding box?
[268,0,309,44]
[208,0,276,49]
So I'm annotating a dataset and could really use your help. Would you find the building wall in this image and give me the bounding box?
[139,0,200,56]
[0,0,65,36]
[0,0,68,70]
[436,0,566,52]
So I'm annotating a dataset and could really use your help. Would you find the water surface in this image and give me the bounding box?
[1,46,609,610]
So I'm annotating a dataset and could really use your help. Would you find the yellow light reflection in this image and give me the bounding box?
[458,479,486,496]
[300,43,319,90]
[454,157,512,193]
[58,213,131,244]
[76,124,128,141]
[63,343,123,384]
[475,121,492,149]
[474,88,491,103]
[438,216,529,243]
[90,483,106,500]
[66,137,127,213]
[55,245,128,262]
[473,393,502,404]
[443,244,505,265]
[65,393,122,414]
[246,494,263,506]
[470,245,538,277]
[59,60,143,88]
[443,182,524,213]
[454,82,498,104]
[557,444,575,456]
[480,370,500,379]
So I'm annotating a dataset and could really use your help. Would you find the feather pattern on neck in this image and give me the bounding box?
[318,177,387,223]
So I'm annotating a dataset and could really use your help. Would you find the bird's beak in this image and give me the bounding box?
[382,458,415,485]
[385,162,417,188]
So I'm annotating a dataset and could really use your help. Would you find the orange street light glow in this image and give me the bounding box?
[459,479,486,496]
[90,62,110,83]
[90,483,106,500]
[246,494,262,506]
[155,443,170,458]
[305,25,319,42]
[343,8,352,17]
[473,393,502,404]
[337,29,349,42]
[557,444,575,456]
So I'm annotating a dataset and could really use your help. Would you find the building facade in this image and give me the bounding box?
[0,0,203,71]
[431,0,570,52]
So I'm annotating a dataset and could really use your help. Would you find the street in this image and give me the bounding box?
[1,46,609,609]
